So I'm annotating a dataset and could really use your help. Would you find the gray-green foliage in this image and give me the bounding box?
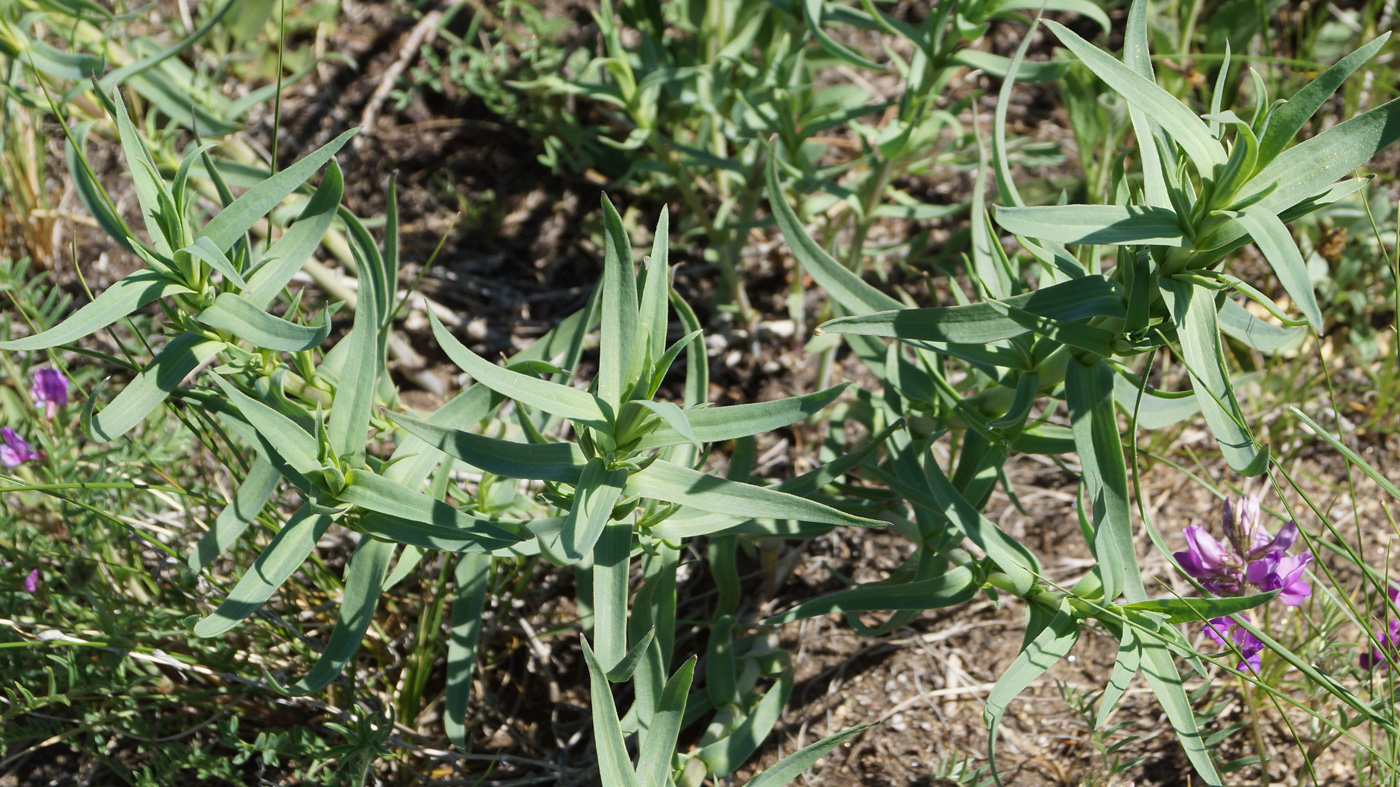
[6,1,1400,784]
[762,0,1400,782]
[440,0,1098,314]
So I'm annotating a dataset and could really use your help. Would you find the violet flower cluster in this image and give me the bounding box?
[1174,495,1313,671]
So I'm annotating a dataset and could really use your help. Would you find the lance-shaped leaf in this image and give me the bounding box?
[105,86,177,257]
[1122,0,1170,207]
[1161,278,1269,475]
[744,724,871,787]
[1043,20,1225,176]
[327,318,379,470]
[199,128,357,252]
[766,154,903,316]
[341,469,525,551]
[194,504,331,637]
[599,195,642,409]
[696,665,794,775]
[445,551,492,746]
[650,422,901,539]
[65,121,141,258]
[951,50,1065,82]
[1218,299,1307,354]
[388,411,587,482]
[1140,632,1222,785]
[626,400,699,449]
[189,453,279,570]
[820,276,1123,343]
[1244,96,1400,215]
[428,310,612,428]
[1123,590,1279,625]
[1257,33,1392,166]
[245,160,345,309]
[0,270,191,351]
[606,629,655,684]
[1231,205,1322,332]
[985,602,1080,774]
[803,0,881,68]
[636,656,696,787]
[1096,626,1140,728]
[212,376,321,476]
[920,458,1039,596]
[1067,358,1146,603]
[994,204,1188,247]
[764,564,979,625]
[639,209,671,365]
[182,236,248,290]
[90,333,225,442]
[556,457,629,564]
[593,521,633,673]
[357,512,540,554]
[581,639,642,787]
[285,535,394,694]
[631,384,847,450]
[197,293,329,352]
[626,458,884,528]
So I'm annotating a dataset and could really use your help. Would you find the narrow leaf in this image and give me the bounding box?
[445,552,492,746]
[429,310,612,428]
[189,454,279,570]
[994,204,1187,247]
[626,459,884,528]
[197,293,329,352]
[193,504,330,637]
[90,333,225,442]
[1043,20,1224,175]
[285,536,394,694]
[200,129,357,252]
[1161,278,1268,475]
[0,270,190,351]
[581,640,642,787]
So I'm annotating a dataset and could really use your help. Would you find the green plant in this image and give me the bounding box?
[761,0,1400,781]
[436,0,1103,318]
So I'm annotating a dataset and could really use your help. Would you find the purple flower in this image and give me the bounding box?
[1173,494,1313,603]
[22,569,38,594]
[1204,614,1267,672]
[1361,586,1400,670]
[30,369,69,420]
[1245,551,1314,606]
[1361,620,1400,670]
[0,427,38,467]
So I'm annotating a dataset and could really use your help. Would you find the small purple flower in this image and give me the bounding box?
[0,427,38,467]
[30,369,69,420]
[22,569,39,594]
[1361,586,1400,670]
[1245,551,1314,606]
[1204,614,1267,672]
